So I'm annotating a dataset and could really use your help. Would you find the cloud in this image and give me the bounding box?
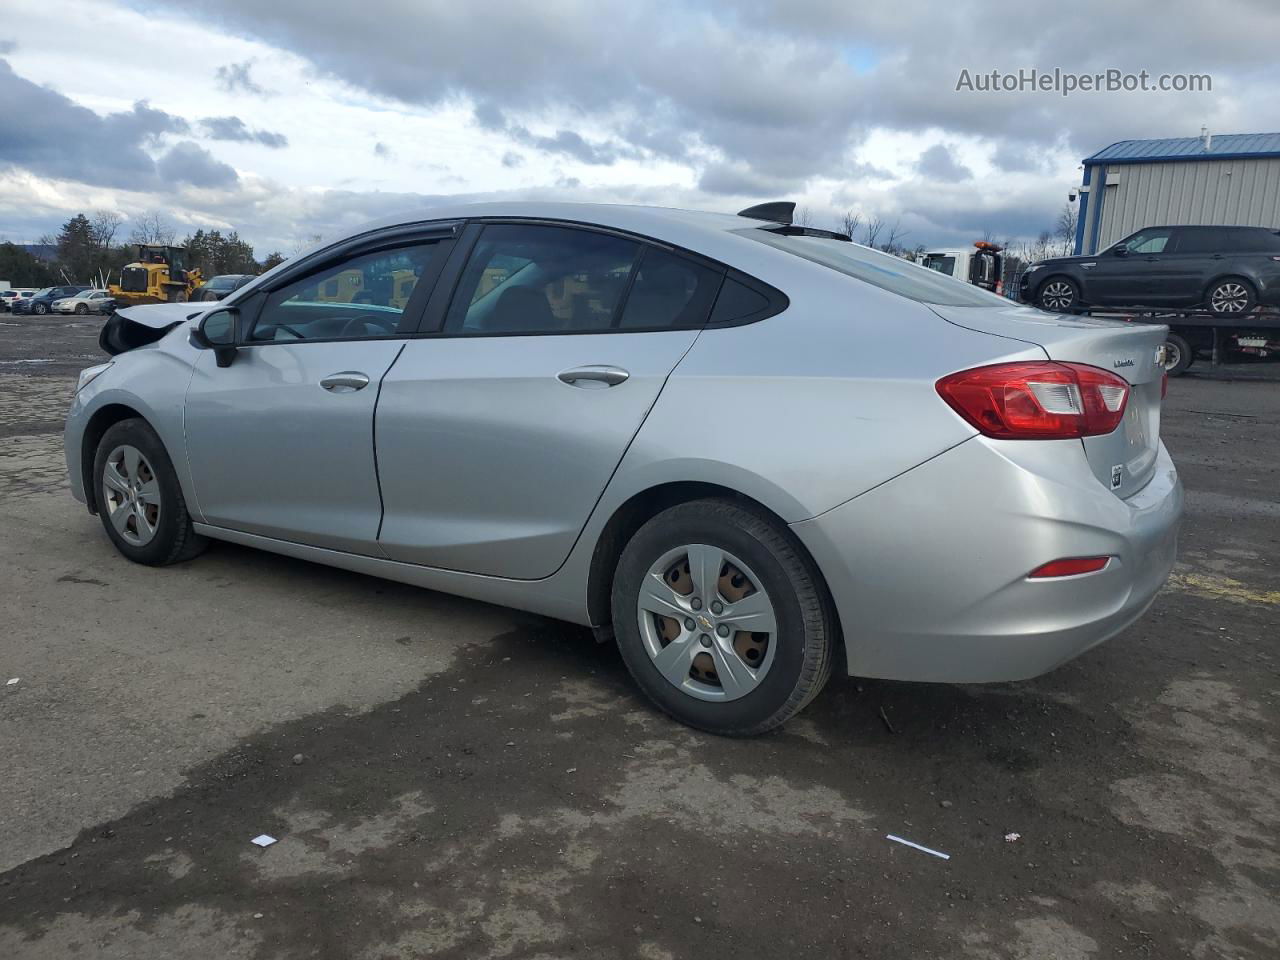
[501,151,524,168]
[373,141,392,159]
[200,115,288,148]
[214,59,266,95]
[0,59,190,189]
[156,141,239,188]
[0,40,16,55]
[472,106,630,165]
[697,163,803,197]
[916,144,972,181]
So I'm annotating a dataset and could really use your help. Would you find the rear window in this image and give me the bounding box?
[1232,229,1280,252]
[741,230,1007,307]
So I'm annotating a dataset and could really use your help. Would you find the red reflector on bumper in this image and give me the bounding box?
[1028,556,1111,578]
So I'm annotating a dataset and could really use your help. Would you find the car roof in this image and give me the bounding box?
[312,201,776,263]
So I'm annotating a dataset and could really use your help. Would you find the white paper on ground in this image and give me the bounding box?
[251,834,278,847]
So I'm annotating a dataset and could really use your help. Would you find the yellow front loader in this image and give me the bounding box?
[108,245,204,307]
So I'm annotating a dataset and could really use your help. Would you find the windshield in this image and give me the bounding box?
[922,254,957,276]
[741,230,1008,307]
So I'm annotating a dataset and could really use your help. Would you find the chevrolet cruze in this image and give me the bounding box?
[65,201,1182,736]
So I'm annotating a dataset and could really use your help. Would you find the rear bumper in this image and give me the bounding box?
[791,437,1182,683]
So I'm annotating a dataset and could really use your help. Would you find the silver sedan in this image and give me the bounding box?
[63,201,1182,735]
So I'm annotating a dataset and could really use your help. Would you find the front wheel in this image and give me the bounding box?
[1037,277,1079,312]
[75,303,88,315]
[93,418,207,565]
[611,499,835,737]
[33,302,49,315]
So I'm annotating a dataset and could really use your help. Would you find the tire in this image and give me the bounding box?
[92,418,207,566]
[75,303,88,315]
[1206,277,1256,316]
[33,302,48,315]
[1164,333,1194,376]
[1036,276,1079,312]
[611,498,835,737]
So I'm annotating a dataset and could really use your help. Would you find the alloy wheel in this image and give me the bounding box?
[636,544,777,702]
[102,444,162,546]
[1210,282,1249,314]
[1040,281,1074,311]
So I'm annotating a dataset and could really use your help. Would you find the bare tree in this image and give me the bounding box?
[863,216,885,249]
[90,210,123,250]
[794,206,814,228]
[838,210,862,239]
[290,231,325,256]
[129,211,175,246]
[1054,203,1079,256]
[882,220,908,255]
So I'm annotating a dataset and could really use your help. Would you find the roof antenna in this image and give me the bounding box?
[1200,126,1212,151]
[737,201,795,225]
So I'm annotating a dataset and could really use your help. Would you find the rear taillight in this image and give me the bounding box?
[936,361,1129,439]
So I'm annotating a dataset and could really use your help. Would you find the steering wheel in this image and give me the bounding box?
[339,313,398,338]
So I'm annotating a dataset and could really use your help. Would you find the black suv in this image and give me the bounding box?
[196,274,256,302]
[15,284,92,316]
[1019,225,1280,315]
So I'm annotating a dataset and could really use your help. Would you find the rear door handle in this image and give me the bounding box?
[320,371,370,392]
[557,365,630,388]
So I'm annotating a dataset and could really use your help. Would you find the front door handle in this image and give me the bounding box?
[557,365,630,388]
[320,371,370,392]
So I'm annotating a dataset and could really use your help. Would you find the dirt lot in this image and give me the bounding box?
[1,312,1277,959]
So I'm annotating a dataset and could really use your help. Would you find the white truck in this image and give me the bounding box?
[920,242,1005,295]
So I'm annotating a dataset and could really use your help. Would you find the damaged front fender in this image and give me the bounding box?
[99,303,209,356]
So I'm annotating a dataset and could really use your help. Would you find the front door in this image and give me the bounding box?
[1086,227,1172,306]
[184,238,447,554]
[375,222,723,579]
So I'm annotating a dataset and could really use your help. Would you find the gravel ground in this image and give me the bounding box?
[0,312,1277,959]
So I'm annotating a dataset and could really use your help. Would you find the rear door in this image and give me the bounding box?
[1148,227,1219,304]
[184,232,452,553]
[376,221,722,578]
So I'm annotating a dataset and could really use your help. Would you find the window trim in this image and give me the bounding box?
[410,216,786,340]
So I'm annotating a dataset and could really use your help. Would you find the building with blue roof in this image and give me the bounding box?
[1075,131,1280,254]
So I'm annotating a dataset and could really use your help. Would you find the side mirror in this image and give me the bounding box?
[1113,245,1129,257]
[190,307,239,367]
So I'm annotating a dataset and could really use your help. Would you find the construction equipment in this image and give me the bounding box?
[108,245,204,307]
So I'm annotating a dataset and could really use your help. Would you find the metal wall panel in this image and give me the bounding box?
[1089,158,1280,252]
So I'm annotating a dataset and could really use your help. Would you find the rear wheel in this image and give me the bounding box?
[1037,276,1079,312]
[93,418,207,566]
[1164,333,1194,376]
[1207,277,1256,316]
[611,499,834,737]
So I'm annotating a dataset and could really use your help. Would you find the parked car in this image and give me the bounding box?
[52,289,114,315]
[195,274,256,301]
[0,289,23,312]
[1019,225,1280,315]
[66,201,1181,736]
[16,284,92,315]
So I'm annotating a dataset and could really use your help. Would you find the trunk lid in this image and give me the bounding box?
[930,303,1167,498]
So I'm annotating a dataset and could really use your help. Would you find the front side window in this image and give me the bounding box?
[1120,229,1171,255]
[445,224,640,335]
[249,243,439,342]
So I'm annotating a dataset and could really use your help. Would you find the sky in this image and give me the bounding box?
[2,0,1278,257]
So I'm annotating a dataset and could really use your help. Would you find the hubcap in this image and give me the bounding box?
[1041,281,1074,311]
[102,444,161,546]
[636,544,777,702]
[1211,283,1249,314]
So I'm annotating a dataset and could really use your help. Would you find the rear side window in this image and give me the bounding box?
[1232,230,1280,252]
[1174,228,1225,254]
[741,229,1006,307]
[445,224,639,334]
[617,247,721,329]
